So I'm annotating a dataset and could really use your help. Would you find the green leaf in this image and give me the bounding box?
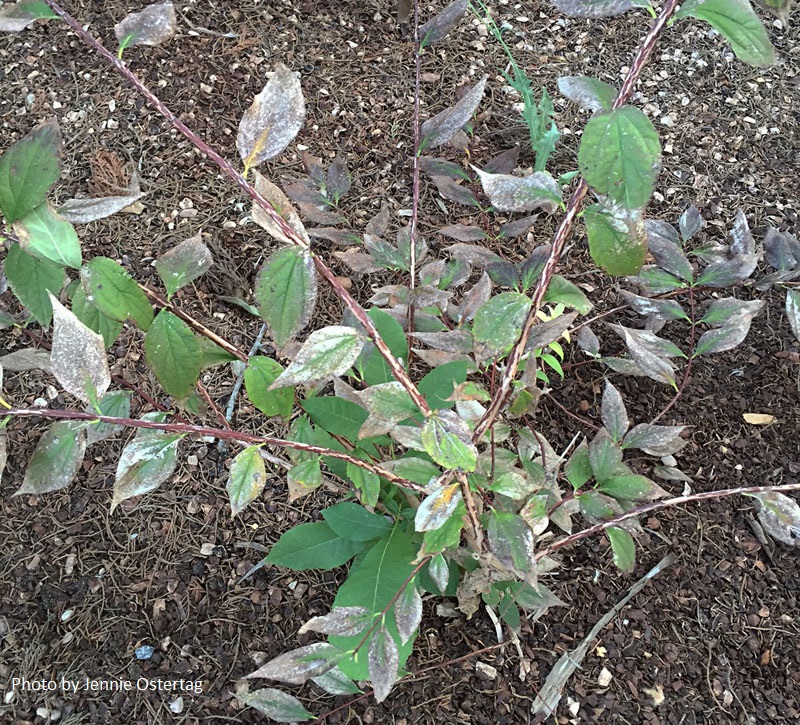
[287,457,323,502]
[240,688,314,722]
[358,307,409,386]
[4,242,65,326]
[600,474,659,501]
[679,0,775,67]
[588,431,624,483]
[487,512,535,575]
[330,528,417,680]
[155,233,213,297]
[81,257,153,330]
[543,275,593,314]
[265,521,364,571]
[346,463,381,508]
[473,292,532,352]
[607,526,635,572]
[418,360,468,410]
[270,326,364,389]
[578,106,662,210]
[420,501,465,555]
[322,502,393,542]
[301,397,368,443]
[585,203,647,276]
[227,445,268,517]
[577,490,624,521]
[557,75,617,112]
[144,310,202,399]
[86,391,131,446]
[244,356,294,418]
[14,421,86,496]
[564,440,592,489]
[110,416,182,512]
[197,336,237,368]
[0,117,61,223]
[13,202,81,269]
[72,284,122,348]
[254,246,317,348]
[421,415,477,472]
[359,381,421,437]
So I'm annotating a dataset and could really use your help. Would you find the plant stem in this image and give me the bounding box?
[4,407,425,493]
[536,481,800,562]
[43,0,430,417]
[472,0,682,443]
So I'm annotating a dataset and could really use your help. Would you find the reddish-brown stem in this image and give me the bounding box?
[472,0,682,443]
[43,0,430,417]
[536,482,800,562]
[546,395,600,431]
[196,382,233,430]
[4,407,424,493]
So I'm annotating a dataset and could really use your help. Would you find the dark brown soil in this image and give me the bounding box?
[1,1,798,724]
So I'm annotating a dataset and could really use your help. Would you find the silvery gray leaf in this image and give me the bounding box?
[526,311,578,351]
[420,76,487,149]
[298,607,370,637]
[246,643,341,684]
[729,210,755,256]
[622,423,687,456]
[679,205,704,242]
[419,0,469,48]
[553,0,638,17]
[310,665,362,696]
[646,220,693,281]
[394,583,423,645]
[431,175,480,207]
[557,75,617,112]
[576,325,601,357]
[763,228,800,272]
[474,168,562,214]
[114,1,176,49]
[619,290,688,321]
[439,224,488,242]
[444,243,502,268]
[751,491,800,547]
[411,330,474,354]
[0,348,52,372]
[457,271,492,323]
[58,191,145,224]
[601,380,629,442]
[368,627,399,703]
[696,253,760,287]
[786,290,800,343]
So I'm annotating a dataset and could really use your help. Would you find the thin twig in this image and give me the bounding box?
[5,407,425,493]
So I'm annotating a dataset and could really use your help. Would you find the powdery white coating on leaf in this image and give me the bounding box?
[557,75,617,112]
[601,380,629,442]
[310,665,362,696]
[114,1,177,49]
[239,688,313,722]
[298,607,371,637]
[237,64,306,168]
[526,311,579,352]
[752,491,800,547]
[553,0,637,17]
[694,298,765,356]
[0,348,52,372]
[0,0,58,33]
[622,423,687,457]
[730,209,756,256]
[58,192,145,224]
[246,643,341,684]
[787,290,800,343]
[420,76,487,149]
[474,168,561,213]
[251,170,309,245]
[0,429,6,486]
[428,554,450,593]
[419,0,468,48]
[394,584,423,645]
[155,233,213,296]
[679,204,704,242]
[15,421,86,495]
[415,481,463,531]
[49,294,110,404]
[368,626,399,703]
[269,326,364,389]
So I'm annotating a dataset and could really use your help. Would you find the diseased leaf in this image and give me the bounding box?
[0,348,52,372]
[473,291,532,353]
[0,117,61,223]
[287,457,322,502]
[13,202,81,269]
[155,233,213,297]
[394,583,423,645]
[696,253,759,288]
[369,626,399,703]
[611,324,678,387]
[307,227,361,245]
[239,688,313,722]
[431,175,480,207]
[553,0,638,17]
[326,154,352,204]
[474,168,562,214]
[585,203,646,276]
[679,205,704,242]
[678,0,775,67]
[428,554,450,593]
[72,284,123,348]
[421,413,477,472]
[57,192,145,224]
[419,156,470,180]
[265,521,363,570]
[0,0,57,33]
[237,64,306,170]
[544,275,593,314]
[4,243,64,325]
[439,224,488,242]
[498,215,539,239]
[601,380,629,442]
[578,106,661,210]
[359,382,421,438]
[144,310,202,399]
[565,440,593,489]
[629,266,687,295]
[526,312,578,352]
[311,666,362,695]
[270,326,364,389]
[488,511,536,576]
[419,0,468,48]
[607,526,635,571]
[588,430,624,483]
[254,246,317,347]
[787,290,800,343]
[115,1,176,51]
[14,422,86,496]
[299,607,371,637]
[578,490,624,522]
[483,146,521,175]
[244,356,294,418]
[619,290,688,321]
[763,228,800,272]
[110,415,181,511]
[457,271,493,323]
[730,209,756,256]
[81,257,153,330]
[252,170,310,246]
[86,391,131,446]
[415,482,463,531]
[750,491,800,547]
[600,474,667,501]
[694,298,765,356]
[420,76,487,150]
[622,423,687,456]
[49,294,110,404]
[227,445,268,517]
[246,643,342,684]
[557,75,617,112]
